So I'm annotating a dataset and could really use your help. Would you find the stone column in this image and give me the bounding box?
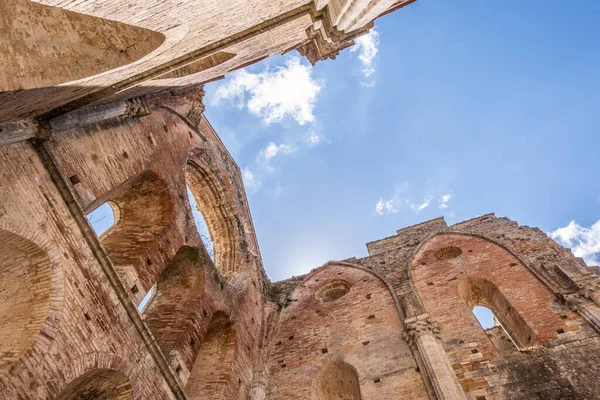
[249,368,268,400]
[404,314,467,400]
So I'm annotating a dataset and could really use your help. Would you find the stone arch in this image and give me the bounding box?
[55,368,133,400]
[185,159,241,280]
[144,246,208,373]
[266,262,428,399]
[409,232,576,393]
[458,277,536,349]
[313,360,362,400]
[0,0,165,92]
[0,228,61,373]
[185,311,237,399]
[91,170,174,298]
[410,233,572,346]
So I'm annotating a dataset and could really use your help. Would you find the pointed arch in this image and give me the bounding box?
[144,246,208,372]
[89,169,174,298]
[185,159,241,280]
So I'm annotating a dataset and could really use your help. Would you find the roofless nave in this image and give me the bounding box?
[1,0,600,399]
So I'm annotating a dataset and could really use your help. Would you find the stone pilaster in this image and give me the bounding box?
[404,314,467,400]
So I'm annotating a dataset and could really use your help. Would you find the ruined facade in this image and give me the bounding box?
[1,0,600,399]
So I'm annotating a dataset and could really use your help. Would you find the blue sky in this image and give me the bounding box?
[86,0,600,283]
[204,0,600,281]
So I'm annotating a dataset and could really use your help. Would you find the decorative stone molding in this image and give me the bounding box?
[48,96,151,132]
[403,314,441,348]
[298,0,416,65]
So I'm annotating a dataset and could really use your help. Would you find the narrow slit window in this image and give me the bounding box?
[86,202,116,236]
[186,186,214,260]
[137,285,155,313]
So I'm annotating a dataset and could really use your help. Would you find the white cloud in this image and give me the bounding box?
[306,130,324,146]
[212,57,321,125]
[375,198,397,215]
[259,142,294,161]
[440,193,452,209]
[350,29,380,78]
[411,196,433,212]
[550,219,600,265]
[242,169,261,192]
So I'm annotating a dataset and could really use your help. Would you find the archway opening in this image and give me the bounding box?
[185,311,237,399]
[314,361,362,400]
[87,201,118,237]
[186,186,214,260]
[55,368,133,400]
[144,246,207,372]
[459,277,535,349]
[472,305,519,355]
[0,230,52,372]
[185,162,240,279]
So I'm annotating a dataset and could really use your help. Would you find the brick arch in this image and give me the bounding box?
[144,246,208,374]
[0,0,165,92]
[185,310,237,400]
[266,262,428,399]
[91,169,175,297]
[458,276,536,348]
[312,360,362,400]
[0,226,63,374]
[55,368,132,400]
[51,352,137,400]
[410,233,576,392]
[185,158,242,280]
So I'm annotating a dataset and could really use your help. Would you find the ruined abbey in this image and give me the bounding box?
[1,0,599,399]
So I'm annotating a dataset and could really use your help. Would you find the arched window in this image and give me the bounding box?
[472,305,519,356]
[185,311,237,399]
[314,361,362,400]
[459,277,535,349]
[186,186,214,260]
[0,230,52,372]
[87,201,118,237]
[55,368,133,400]
[185,161,240,279]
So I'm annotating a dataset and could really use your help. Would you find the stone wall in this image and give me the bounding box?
[272,215,600,399]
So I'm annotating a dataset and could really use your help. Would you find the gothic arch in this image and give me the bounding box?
[185,157,242,280]
[410,233,575,358]
[185,310,237,399]
[312,360,362,400]
[90,170,175,297]
[266,262,428,399]
[0,227,62,374]
[55,368,133,400]
[144,246,208,373]
[1,0,165,92]
[458,277,536,348]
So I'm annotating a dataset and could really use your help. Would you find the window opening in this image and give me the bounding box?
[137,285,155,313]
[472,305,519,351]
[86,202,116,236]
[186,186,214,260]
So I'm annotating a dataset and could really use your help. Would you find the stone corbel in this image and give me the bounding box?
[298,4,373,65]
